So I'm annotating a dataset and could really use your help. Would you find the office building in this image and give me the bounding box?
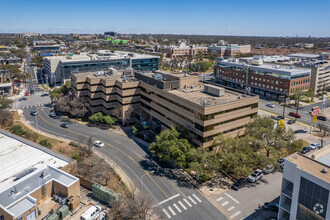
[278,146,330,220]
[72,70,259,147]
[215,57,311,100]
[156,43,208,58]
[104,31,117,37]
[43,50,159,85]
[208,41,251,58]
[289,53,330,94]
[33,40,61,52]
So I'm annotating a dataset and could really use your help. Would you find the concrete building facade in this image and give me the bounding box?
[72,70,259,147]
[278,147,330,220]
[156,43,208,58]
[208,43,251,58]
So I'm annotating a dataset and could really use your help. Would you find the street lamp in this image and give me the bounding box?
[140,171,154,193]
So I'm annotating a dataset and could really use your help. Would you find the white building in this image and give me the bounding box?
[278,146,330,220]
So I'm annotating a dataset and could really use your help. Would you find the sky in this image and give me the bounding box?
[0,0,329,37]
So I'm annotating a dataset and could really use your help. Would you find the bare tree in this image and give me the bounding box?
[317,123,330,137]
[0,110,13,128]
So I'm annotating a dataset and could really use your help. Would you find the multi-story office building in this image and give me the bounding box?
[33,40,62,52]
[43,50,159,85]
[278,146,330,220]
[215,57,311,100]
[72,70,259,147]
[288,53,330,94]
[155,43,208,58]
[208,43,251,58]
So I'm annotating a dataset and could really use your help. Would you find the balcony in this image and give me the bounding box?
[281,178,293,198]
[280,195,292,213]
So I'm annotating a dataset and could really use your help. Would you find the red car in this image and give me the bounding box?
[25,91,29,96]
[289,112,301,118]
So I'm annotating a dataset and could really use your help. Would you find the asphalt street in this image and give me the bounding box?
[21,50,226,220]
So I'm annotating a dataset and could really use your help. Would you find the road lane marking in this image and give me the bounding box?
[178,201,187,210]
[162,209,171,219]
[227,206,235,211]
[221,201,229,206]
[183,198,192,207]
[230,211,241,219]
[216,197,224,202]
[173,203,182,213]
[164,178,186,198]
[225,193,240,204]
[168,206,176,216]
[192,194,202,203]
[36,110,170,199]
[154,194,180,207]
[188,196,197,205]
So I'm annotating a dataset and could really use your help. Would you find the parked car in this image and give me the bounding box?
[277,115,284,120]
[49,112,56,117]
[231,178,247,191]
[308,143,321,150]
[317,115,327,121]
[25,91,29,96]
[94,141,105,148]
[30,110,37,116]
[41,93,49,97]
[19,97,27,101]
[289,112,301,118]
[30,88,34,94]
[263,165,275,174]
[301,147,311,154]
[278,158,284,168]
[60,123,69,128]
[287,120,295,124]
[248,169,263,183]
[266,103,275,108]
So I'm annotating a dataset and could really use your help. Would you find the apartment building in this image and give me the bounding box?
[278,146,330,220]
[72,70,259,147]
[43,50,159,85]
[156,43,207,58]
[208,43,251,58]
[215,58,311,100]
[289,53,330,94]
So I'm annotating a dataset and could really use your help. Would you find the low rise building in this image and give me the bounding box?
[215,57,311,100]
[0,83,13,96]
[208,42,251,58]
[278,146,330,220]
[156,43,207,58]
[33,40,61,52]
[43,50,159,85]
[72,70,259,147]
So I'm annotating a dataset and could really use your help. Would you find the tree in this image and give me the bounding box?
[150,126,191,168]
[287,139,305,154]
[39,139,52,148]
[304,88,315,102]
[289,89,301,107]
[207,52,218,64]
[10,125,25,136]
[0,96,13,110]
[196,51,204,61]
[317,123,330,137]
[89,112,116,125]
[32,55,44,67]
[56,97,88,118]
[0,110,13,128]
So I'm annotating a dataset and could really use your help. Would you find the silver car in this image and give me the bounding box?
[248,169,263,183]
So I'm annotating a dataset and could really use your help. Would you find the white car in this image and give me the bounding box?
[94,141,105,148]
[266,103,275,108]
[248,169,263,183]
[308,143,321,150]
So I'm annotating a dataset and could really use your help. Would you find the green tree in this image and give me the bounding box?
[304,88,315,102]
[286,139,305,154]
[10,125,25,136]
[39,139,52,148]
[150,126,191,167]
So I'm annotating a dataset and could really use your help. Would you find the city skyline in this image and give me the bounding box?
[1,0,330,37]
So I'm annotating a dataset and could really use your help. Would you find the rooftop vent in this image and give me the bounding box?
[152,74,163,81]
[321,168,328,173]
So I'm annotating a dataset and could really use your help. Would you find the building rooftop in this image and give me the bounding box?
[287,145,330,183]
[72,69,138,83]
[0,165,78,208]
[0,130,71,190]
[288,53,320,59]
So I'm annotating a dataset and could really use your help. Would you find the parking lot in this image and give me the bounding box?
[211,171,282,219]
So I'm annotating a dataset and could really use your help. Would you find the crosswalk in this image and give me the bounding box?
[216,193,242,220]
[162,194,202,219]
[21,103,49,109]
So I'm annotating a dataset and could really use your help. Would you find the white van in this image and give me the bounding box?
[80,205,101,220]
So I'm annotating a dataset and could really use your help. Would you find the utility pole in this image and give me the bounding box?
[282,91,287,119]
[295,92,301,121]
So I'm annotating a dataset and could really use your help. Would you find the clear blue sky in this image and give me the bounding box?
[1,0,329,37]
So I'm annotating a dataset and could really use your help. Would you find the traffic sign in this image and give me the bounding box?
[311,107,320,117]
[313,116,317,123]
[278,120,284,128]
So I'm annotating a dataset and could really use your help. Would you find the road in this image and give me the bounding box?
[259,99,330,128]
[20,50,226,220]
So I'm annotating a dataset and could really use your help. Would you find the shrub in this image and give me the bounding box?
[69,141,80,147]
[72,149,82,162]
[39,139,52,149]
[10,125,25,136]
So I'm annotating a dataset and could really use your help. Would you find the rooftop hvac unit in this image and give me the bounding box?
[93,71,105,77]
[152,74,163,81]
[204,84,225,97]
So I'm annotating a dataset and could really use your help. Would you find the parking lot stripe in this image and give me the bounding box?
[173,203,182,213]
[221,201,229,206]
[183,198,192,207]
[188,196,197,205]
[216,197,223,202]
[178,201,187,210]
[227,206,235,211]
[225,193,240,204]
[230,211,241,219]
[192,194,202,203]
[162,209,171,219]
[168,206,176,216]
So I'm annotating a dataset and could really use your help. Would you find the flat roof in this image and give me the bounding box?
[7,197,36,218]
[0,130,70,190]
[287,145,330,183]
[73,70,139,83]
[0,165,78,208]
[288,53,320,59]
